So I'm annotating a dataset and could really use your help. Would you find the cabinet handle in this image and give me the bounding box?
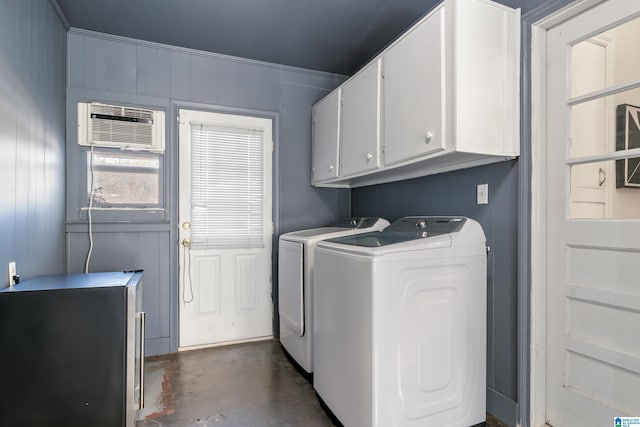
[425,131,433,143]
[366,153,373,161]
[328,164,334,171]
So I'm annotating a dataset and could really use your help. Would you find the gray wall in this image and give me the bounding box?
[0,0,67,288]
[65,29,349,356]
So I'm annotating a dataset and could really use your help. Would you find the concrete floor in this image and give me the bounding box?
[136,340,509,427]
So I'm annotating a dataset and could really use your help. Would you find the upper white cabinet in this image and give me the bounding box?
[383,7,445,165]
[341,59,382,177]
[312,0,520,188]
[311,89,341,183]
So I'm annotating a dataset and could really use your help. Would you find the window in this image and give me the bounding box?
[568,18,640,219]
[86,149,163,208]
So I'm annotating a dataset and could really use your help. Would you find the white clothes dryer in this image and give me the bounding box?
[313,216,487,427]
[278,217,389,375]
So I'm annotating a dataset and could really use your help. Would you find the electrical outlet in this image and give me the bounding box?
[8,262,16,287]
[477,183,489,205]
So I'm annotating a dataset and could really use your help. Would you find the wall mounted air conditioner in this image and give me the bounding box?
[78,102,165,152]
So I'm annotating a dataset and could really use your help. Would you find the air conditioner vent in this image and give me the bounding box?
[78,102,165,152]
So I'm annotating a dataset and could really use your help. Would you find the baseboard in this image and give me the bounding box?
[145,337,171,357]
[487,388,517,427]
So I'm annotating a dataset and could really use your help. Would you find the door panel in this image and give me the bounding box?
[194,254,221,314]
[178,109,273,349]
[236,254,259,311]
[546,2,640,426]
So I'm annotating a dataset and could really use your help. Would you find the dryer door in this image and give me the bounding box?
[278,240,305,336]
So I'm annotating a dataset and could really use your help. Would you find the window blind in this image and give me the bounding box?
[190,123,264,248]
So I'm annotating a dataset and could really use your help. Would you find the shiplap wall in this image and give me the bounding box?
[65,29,349,355]
[0,0,67,287]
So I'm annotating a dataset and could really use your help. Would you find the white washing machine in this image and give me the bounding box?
[278,217,389,375]
[313,216,487,427]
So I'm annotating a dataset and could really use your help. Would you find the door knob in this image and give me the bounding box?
[182,221,191,230]
[181,238,191,247]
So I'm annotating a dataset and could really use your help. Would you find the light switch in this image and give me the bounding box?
[477,184,488,205]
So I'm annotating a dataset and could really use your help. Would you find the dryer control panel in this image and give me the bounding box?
[387,216,465,235]
[326,216,467,248]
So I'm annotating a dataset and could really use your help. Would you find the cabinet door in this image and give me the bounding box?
[312,89,341,183]
[383,7,446,165]
[341,59,381,177]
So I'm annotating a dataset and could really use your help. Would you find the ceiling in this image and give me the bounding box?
[56,0,524,75]
[54,0,516,76]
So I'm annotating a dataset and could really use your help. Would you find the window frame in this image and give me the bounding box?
[77,145,169,223]
[85,148,164,209]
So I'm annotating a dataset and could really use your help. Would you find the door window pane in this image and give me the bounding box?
[570,160,640,219]
[571,16,640,98]
[569,88,640,159]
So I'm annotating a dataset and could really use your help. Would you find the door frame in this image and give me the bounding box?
[529,1,608,426]
[168,100,280,354]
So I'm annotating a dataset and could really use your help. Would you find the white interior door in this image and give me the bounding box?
[545,2,640,426]
[178,109,273,349]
